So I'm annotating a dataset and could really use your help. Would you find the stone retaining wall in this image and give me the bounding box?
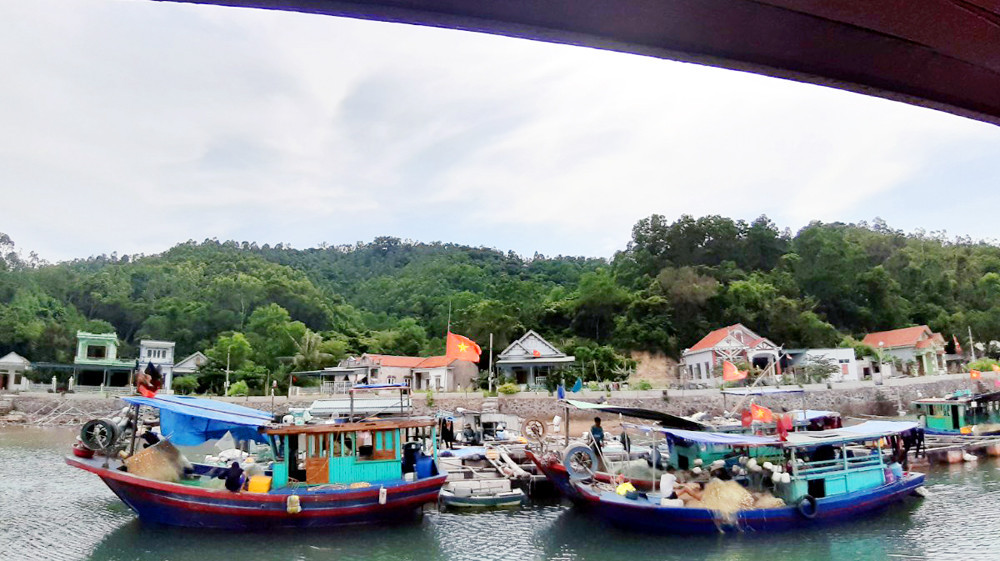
[0,375,980,425]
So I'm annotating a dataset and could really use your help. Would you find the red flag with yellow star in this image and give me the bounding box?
[446,332,481,362]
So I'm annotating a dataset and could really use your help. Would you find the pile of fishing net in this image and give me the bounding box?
[697,479,755,517]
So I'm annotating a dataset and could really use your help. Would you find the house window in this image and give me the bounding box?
[86,345,106,359]
[386,376,395,384]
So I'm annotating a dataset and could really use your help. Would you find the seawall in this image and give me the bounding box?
[1,373,981,425]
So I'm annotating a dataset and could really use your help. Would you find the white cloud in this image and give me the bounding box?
[0,0,997,261]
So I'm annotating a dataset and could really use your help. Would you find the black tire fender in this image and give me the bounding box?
[797,494,818,519]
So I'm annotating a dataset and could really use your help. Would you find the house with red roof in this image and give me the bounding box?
[680,324,781,386]
[861,325,946,376]
[333,353,479,392]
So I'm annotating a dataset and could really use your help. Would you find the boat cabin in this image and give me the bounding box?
[263,418,439,488]
[912,390,1000,434]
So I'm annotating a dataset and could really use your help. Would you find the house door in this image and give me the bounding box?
[305,433,330,484]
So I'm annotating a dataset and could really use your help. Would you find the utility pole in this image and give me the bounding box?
[969,326,977,362]
[224,346,231,395]
[488,333,494,393]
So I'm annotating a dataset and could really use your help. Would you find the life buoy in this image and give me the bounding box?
[797,495,818,519]
[562,445,598,480]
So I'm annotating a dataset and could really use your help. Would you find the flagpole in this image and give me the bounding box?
[488,333,494,393]
[447,300,452,335]
[969,326,977,362]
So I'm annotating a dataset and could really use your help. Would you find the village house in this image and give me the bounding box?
[139,339,176,390]
[332,353,478,392]
[0,352,29,391]
[680,324,781,386]
[496,330,576,389]
[781,348,860,382]
[173,351,208,379]
[862,325,947,377]
[73,331,136,387]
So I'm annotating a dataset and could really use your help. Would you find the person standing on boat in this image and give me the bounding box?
[590,417,605,449]
[442,420,455,449]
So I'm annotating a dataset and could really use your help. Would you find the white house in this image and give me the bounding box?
[680,324,781,386]
[783,348,860,382]
[335,354,478,392]
[173,351,208,379]
[0,352,29,391]
[139,340,175,390]
[496,331,576,389]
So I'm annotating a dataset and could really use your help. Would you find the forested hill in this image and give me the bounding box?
[1,214,998,391]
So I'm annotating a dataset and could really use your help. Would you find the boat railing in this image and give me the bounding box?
[795,454,883,479]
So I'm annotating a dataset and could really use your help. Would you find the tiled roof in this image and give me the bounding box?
[687,326,735,352]
[862,326,936,349]
[415,356,456,368]
[687,324,766,352]
[366,354,457,368]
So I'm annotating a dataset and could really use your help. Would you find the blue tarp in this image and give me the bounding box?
[783,420,919,447]
[122,395,273,446]
[622,422,780,446]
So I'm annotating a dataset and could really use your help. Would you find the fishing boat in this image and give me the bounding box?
[66,392,446,530]
[912,390,1000,435]
[439,479,526,508]
[549,421,925,533]
[535,399,843,493]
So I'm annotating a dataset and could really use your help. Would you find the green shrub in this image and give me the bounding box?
[227,380,249,396]
[497,383,519,395]
[172,376,199,395]
[968,358,999,372]
[587,381,600,391]
[425,389,435,408]
[635,379,653,391]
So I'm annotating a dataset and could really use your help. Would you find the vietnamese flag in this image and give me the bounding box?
[446,332,482,362]
[751,403,774,423]
[971,369,982,380]
[722,360,748,382]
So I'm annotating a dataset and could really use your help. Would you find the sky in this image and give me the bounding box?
[2,0,1000,263]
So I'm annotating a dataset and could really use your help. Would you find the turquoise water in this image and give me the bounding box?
[0,427,995,561]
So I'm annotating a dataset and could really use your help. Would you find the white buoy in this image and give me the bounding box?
[747,458,758,469]
[692,467,703,475]
[762,461,774,471]
[964,452,978,462]
[694,458,703,467]
[781,473,791,484]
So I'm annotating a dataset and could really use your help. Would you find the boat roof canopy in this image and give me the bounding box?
[623,420,918,449]
[564,399,710,431]
[621,422,780,446]
[264,417,437,436]
[121,395,273,446]
[782,420,919,448]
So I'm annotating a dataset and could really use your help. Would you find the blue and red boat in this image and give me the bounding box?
[67,393,446,530]
[530,420,926,533]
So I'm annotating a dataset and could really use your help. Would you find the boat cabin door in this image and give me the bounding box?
[952,405,961,431]
[306,433,330,484]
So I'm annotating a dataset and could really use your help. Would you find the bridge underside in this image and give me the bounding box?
[159,0,1000,127]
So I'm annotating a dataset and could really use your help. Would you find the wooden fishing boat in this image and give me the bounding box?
[66,393,447,530]
[534,420,926,533]
[588,421,924,533]
[439,479,526,508]
[912,390,1000,436]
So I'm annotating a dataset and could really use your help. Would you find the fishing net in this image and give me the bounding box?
[124,440,191,483]
[699,479,755,520]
